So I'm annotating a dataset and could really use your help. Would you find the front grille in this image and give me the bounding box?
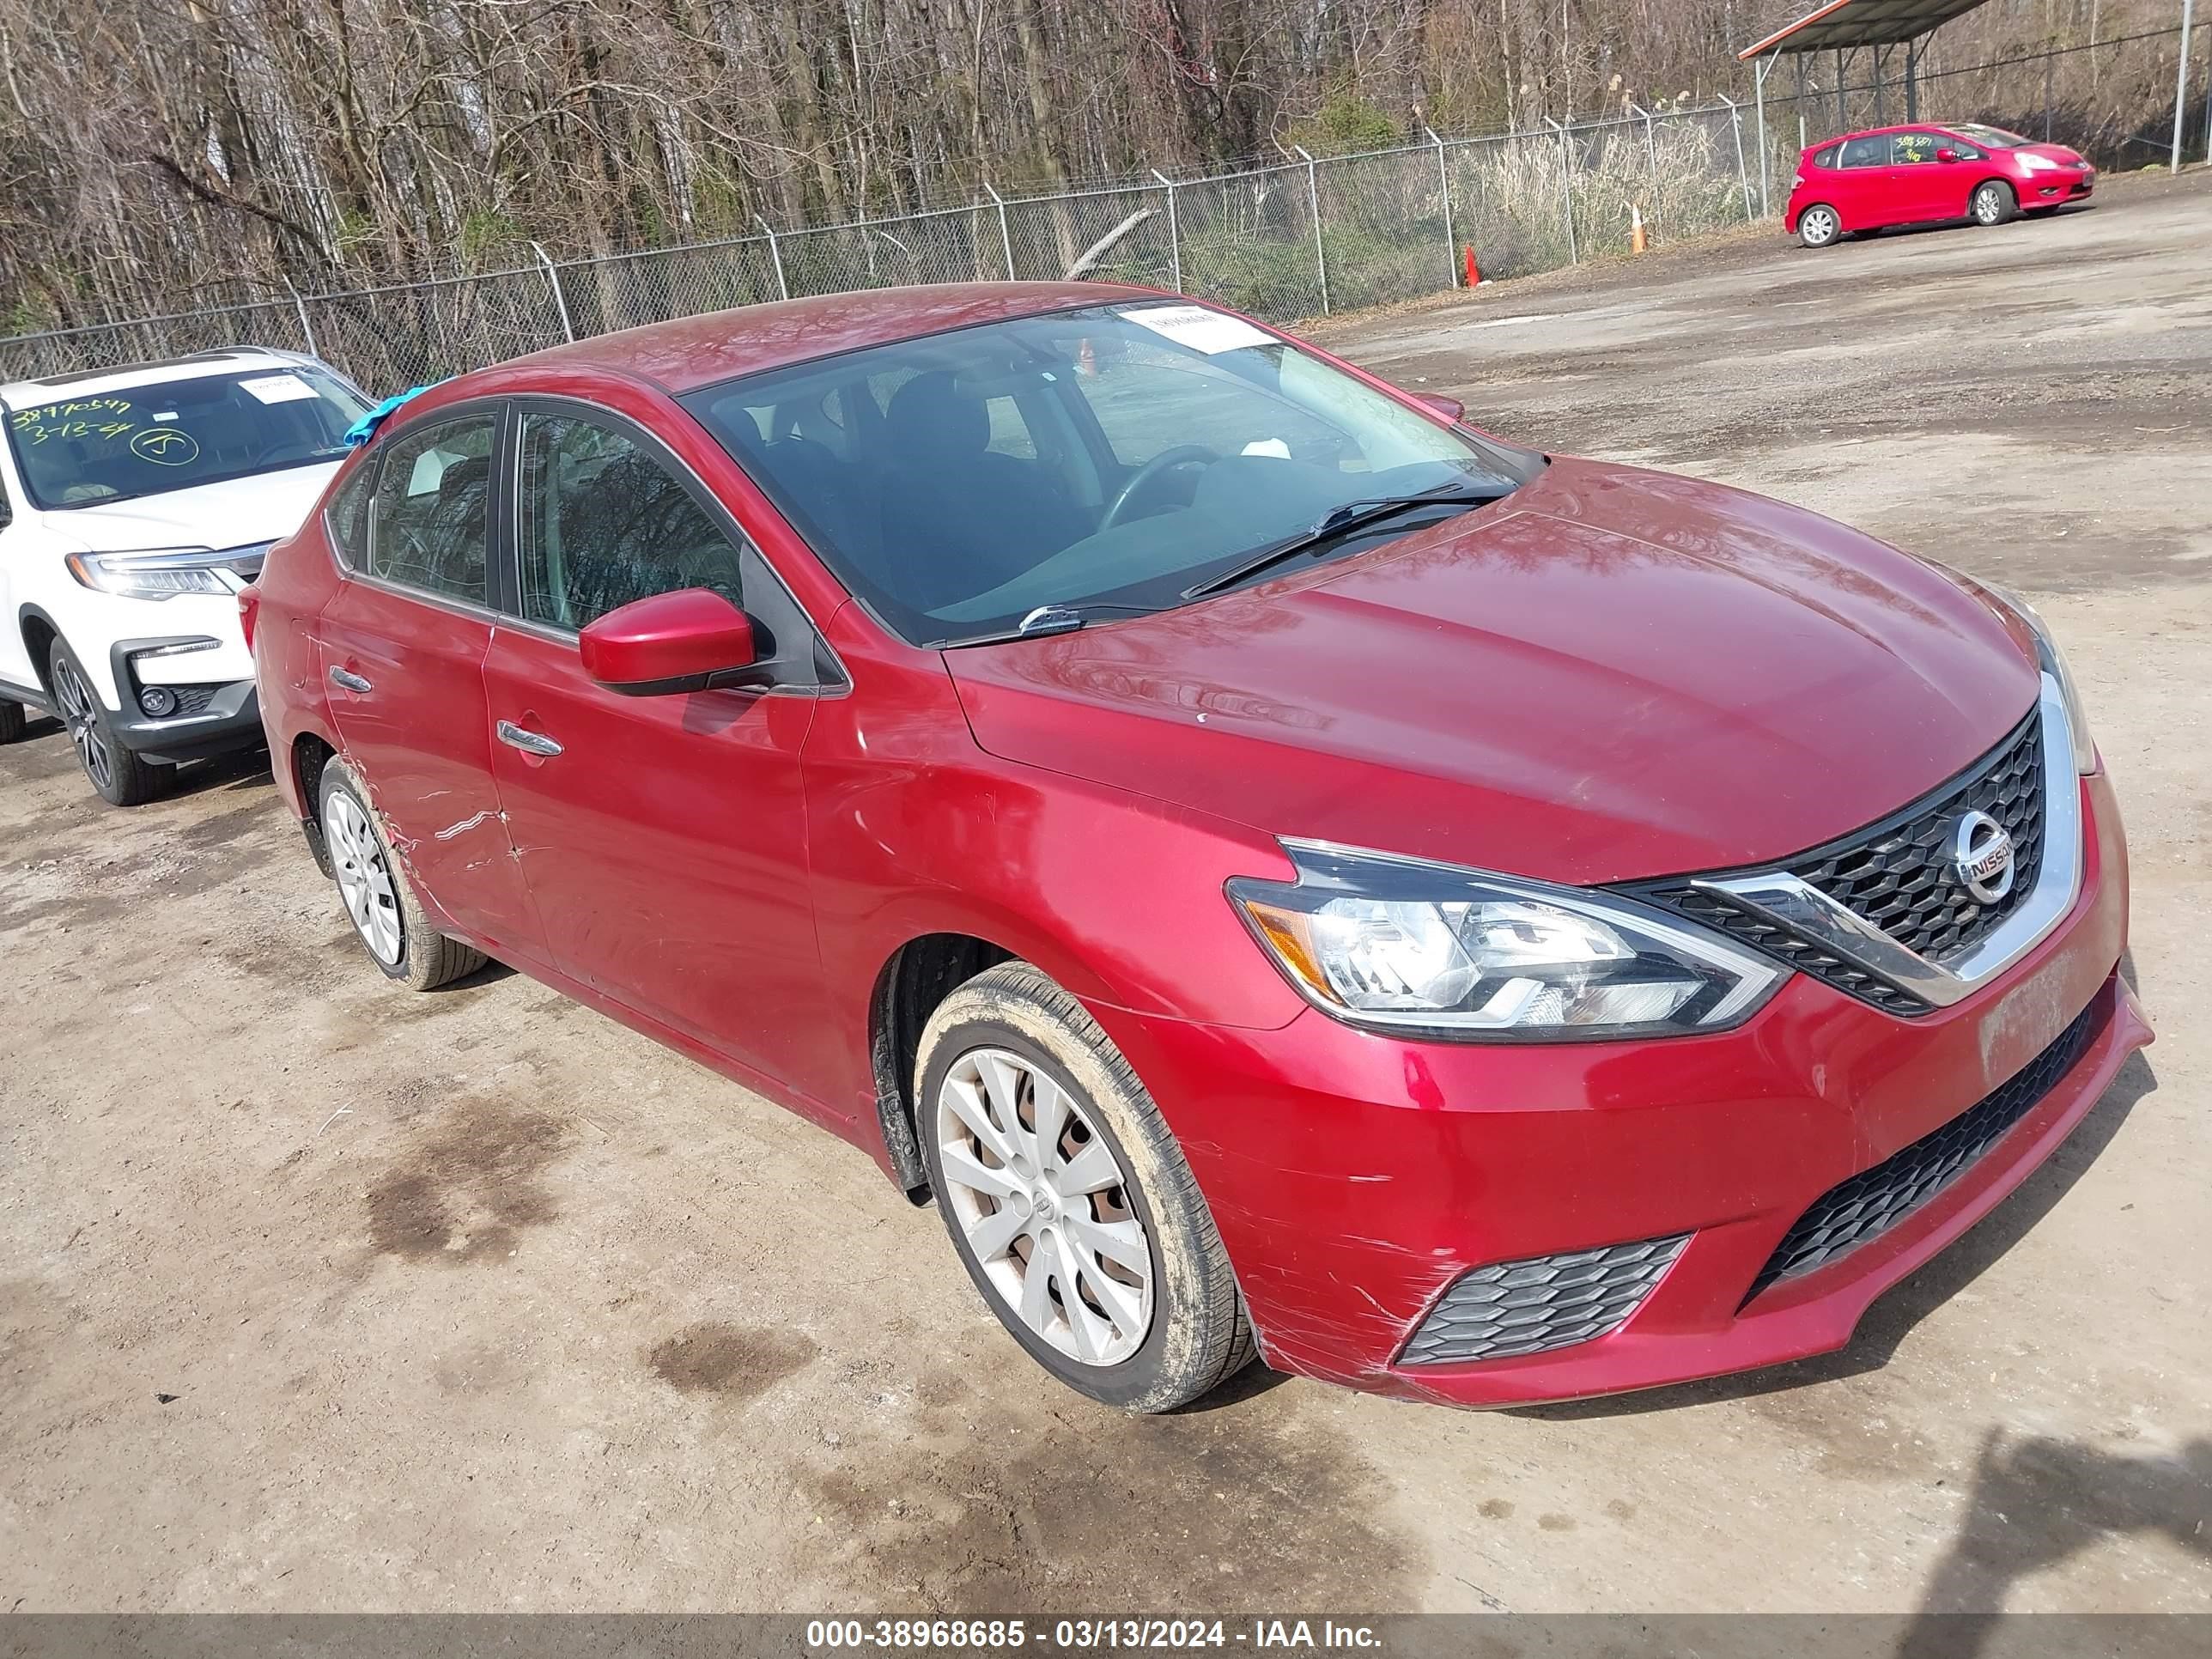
[1401,1235,1688,1365]
[1746,1000,2100,1301]
[1635,705,2045,1013]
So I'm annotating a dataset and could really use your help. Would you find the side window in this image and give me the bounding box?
[1812,144,1840,169]
[1953,142,1984,160]
[1892,131,1938,165]
[983,395,1037,459]
[516,413,744,631]
[1838,136,1890,168]
[326,457,376,566]
[369,415,495,605]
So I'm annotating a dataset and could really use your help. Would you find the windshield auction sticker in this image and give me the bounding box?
[1119,304,1275,355]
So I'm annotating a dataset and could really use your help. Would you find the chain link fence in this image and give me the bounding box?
[0,24,2200,394]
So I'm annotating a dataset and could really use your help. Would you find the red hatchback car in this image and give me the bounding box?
[1788,122,2096,247]
[247,285,2148,1412]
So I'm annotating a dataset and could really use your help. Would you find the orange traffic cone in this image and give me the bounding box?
[1630,204,1649,254]
[1462,244,1482,287]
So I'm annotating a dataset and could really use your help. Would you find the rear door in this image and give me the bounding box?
[319,404,543,961]
[479,400,836,1101]
[1832,133,1893,228]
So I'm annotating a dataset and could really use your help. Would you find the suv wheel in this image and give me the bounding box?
[916,961,1254,1413]
[0,699,25,743]
[317,757,487,990]
[50,638,172,806]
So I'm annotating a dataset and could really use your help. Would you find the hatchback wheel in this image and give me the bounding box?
[317,757,487,990]
[49,638,171,806]
[1796,204,1842,249]
[916,961,1254,1413]
[1972,180,2016,227]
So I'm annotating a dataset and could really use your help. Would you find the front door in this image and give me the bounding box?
[319,404,542,961]
[480,404,835,1104]
[1887,131,1950,221]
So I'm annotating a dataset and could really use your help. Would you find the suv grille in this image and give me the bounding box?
[1633,706,2045,1015]
[1746,1000,2099,1301]
[1401,1235,1688,1365]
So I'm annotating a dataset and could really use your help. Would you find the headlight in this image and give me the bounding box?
[1929,562,2097,774]
[1227,841,1785,1041]
[2017,153,2059,173]
[65,547,257,601]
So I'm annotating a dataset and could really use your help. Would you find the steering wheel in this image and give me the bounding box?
[1101,444,1219,531]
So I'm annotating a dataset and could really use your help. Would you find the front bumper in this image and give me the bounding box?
[1097,770,2144,1407]
[106,637,264,763]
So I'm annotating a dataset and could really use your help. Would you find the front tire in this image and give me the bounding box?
[316,757,486,990]
[1972,180,2016,227]
[916,961,1253,1413]
[1796,204,1842,249]
[49,637,171,806]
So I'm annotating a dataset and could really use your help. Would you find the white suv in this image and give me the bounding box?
[0,349,372,804]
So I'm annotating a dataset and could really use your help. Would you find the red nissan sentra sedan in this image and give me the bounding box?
[246,284,2148,1412]
[1788,121,2096,248]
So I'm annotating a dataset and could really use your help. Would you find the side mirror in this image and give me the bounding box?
[1936,148,1960,163]
[580,587,768,696]
[1415,392,1466,424]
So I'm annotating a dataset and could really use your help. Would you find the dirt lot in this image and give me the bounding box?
[4,175,2209,1617]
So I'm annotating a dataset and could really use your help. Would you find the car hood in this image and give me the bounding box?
[33,463,341,554]
[2017,143,2087,165]
[945,457,2040,884]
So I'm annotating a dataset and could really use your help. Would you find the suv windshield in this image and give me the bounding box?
[682,302,1542,645]
[6,365,370,511]
[1947,123,2031,148]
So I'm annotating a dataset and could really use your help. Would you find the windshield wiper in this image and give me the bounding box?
[1180,482,1509,601]
[935,600,1159,650]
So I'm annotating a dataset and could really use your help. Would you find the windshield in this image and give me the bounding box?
[681,302,1541,644]
[5,366,371,511]
[1948,124,2031,148]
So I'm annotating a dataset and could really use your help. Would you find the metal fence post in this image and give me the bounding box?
[982,182,1017,281]
[2175,0,2197,172]
[751,215,789,301]
[1291,147,1330,311]
[1752,58,1772,218]
[528,240,575,342]
[1149,171,1182,293]
[1541,119,1577,264]
[1425,128,1459,286]
[1717,96,1756,222]
[280,276,318,357]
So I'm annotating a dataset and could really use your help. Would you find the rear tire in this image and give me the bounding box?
[49,637,172,806]
[916,961,1254,1413]
[316,757,487,991]
[1796,204,1842,249]
[1972,180,2016,227]
[0,700,24,743]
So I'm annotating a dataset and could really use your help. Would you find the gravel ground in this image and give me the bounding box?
[3,173,2208,1616]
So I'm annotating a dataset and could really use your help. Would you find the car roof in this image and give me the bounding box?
[0,347,325,412]
[471,281,1167,398]
[1808,120,1987,147]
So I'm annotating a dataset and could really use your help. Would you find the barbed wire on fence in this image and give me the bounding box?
[0,23,2200,395]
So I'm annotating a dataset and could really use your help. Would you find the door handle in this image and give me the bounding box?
[495,720,563,759]
[329,666,373,694]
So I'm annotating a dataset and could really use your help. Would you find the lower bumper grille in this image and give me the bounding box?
[1747,1000,2100,1302]
[1401,1235,1689,1365]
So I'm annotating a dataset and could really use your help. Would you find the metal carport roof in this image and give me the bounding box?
[1738,0,1999,59]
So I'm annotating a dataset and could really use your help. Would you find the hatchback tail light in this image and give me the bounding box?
[238,584,261,653]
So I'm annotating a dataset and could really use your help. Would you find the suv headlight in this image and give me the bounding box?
[1227,841,1785,1041]
[1929,562,2097,774]
[65,547,258,601]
